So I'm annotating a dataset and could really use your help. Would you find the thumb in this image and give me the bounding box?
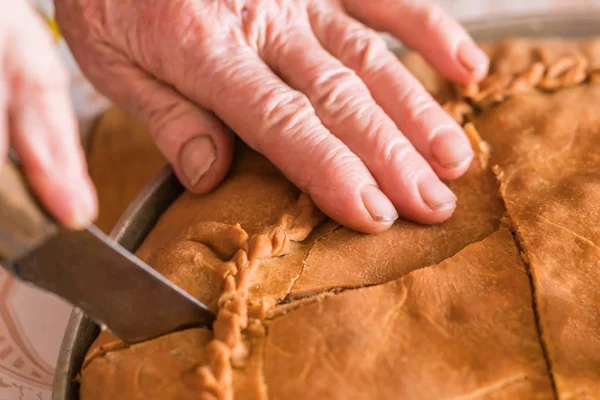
[144,93,234,194]
[82,61,234,194]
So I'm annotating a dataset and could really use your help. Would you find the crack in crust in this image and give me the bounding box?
[282,224,342,303]
[467,122,560,400]
[504,219,559,400]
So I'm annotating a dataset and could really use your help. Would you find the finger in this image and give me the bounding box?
[0,77,9,166]
[204,50,398,233]
[58,9,397,232]
[54,2,235,193]
[6,3,96,229]
[71,52,235,195]
[263,23,456,224]
[342,0,488,84]
[308,6,473,182]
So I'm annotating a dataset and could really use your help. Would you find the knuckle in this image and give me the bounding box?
[262,4,309,55]
[142,3,210,51]
[301,64,382,132]
[318,145,357,176]
[339,25,388,75]
[305,145,358,195]
[381,139,412,164]
[205,53,247,94]
[252,87,316,152]
[410,100,438,120]
[331,97,377,131]
[176,15,218,59]
[304,65,360,112]
[381,139,423,180]
[146,99,192,140]
[127,80,160,118]
[406,96,439,124]
[264,25,287,55]
[397,84,436,122]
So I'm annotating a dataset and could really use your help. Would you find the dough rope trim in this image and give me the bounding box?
[444,55,593,124]
[192,194,326,400]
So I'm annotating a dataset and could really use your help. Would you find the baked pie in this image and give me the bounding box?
[78,38,600,400]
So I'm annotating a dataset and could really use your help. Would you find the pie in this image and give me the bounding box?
[78,38,600,400]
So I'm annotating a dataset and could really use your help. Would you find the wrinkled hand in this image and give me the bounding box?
[56,0,488,233]
[1,0,96,229]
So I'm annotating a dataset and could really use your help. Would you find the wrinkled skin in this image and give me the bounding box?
[56,0,490,232]
[0,0,97,228]
[5,0,489,232]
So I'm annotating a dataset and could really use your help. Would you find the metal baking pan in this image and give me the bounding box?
[52,167,183,400]
[52,11,600,400]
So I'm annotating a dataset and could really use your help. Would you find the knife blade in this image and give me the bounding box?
[0,161,215,343]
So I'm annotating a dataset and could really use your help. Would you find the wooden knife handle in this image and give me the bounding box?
[0,162,58,261]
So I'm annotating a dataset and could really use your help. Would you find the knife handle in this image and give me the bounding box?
[0,161,58,261]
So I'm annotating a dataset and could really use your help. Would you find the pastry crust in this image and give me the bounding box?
[264,229,553,400]
[87,108,166,233]
[475,84,600,398]
[80,38,600,400]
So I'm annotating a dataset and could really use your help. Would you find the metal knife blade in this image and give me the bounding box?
[0,161,215,343]
[7,225,215,343]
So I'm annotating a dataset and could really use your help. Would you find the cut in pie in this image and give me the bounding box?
[78,38,600,400]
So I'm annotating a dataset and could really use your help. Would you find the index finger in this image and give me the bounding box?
[6,1,97,229]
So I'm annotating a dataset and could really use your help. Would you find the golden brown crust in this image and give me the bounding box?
[87,107,166,234]
[264,229,554,400]
[402,37,600,124]
[288,153,504,298]
[192,193,325,399]
[80,37,600,400]
[474,84,600,399]
[136,146,300,260]
[80,329,216,400]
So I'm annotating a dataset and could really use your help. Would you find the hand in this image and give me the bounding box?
[0,0,97,229]
[55,0,488,233]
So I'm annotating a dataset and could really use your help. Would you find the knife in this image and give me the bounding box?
[0,161,215,343]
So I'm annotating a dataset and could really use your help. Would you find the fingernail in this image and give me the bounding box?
[181,136,216,186]
[70,178,98,229]
[458,41,489,79]
[430,128,474,169]
[418,176,457,211]
[361,185,398,224]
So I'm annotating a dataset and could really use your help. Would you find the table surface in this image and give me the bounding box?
[2,1,598,399]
